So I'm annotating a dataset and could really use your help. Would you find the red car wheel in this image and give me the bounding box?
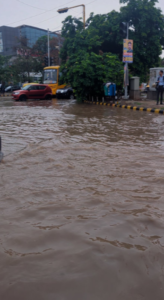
[19,95,27,101]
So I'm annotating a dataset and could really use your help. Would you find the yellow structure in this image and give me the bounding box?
[43,66,66,96]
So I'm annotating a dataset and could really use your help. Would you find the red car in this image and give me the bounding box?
[12,84,52,101]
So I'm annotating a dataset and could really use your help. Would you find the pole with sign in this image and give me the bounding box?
[121,23,133,99]
[125,23,129,99]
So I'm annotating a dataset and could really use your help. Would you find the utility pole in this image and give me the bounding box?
[124,23,129,99]
[59,36,61,65]
[47,29,50,67]
[120,21,130,99]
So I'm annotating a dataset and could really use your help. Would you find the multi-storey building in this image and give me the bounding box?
[0,25,59,56]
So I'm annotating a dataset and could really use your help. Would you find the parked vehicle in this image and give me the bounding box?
[22,82,36,88]
[5,85,21,92]
[12,84,52,101]
[43,66,66,96]
[56,86,74,99]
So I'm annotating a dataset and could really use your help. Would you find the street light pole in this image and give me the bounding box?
[59,36,61,65]
[47,29,50,67]
[125,23,129,99]
[57,4,86,28]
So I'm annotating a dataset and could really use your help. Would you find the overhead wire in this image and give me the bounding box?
[8,0,97,28]
[7,0,78,26]
[39,0,97,31]
[32,9,84,27]
[16,0,47,11]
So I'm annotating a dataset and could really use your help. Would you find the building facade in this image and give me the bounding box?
[18,25,58,48]
[0,25,59,56]
[0,26,20,56]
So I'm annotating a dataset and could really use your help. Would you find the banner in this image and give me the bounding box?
[123,39,133,63]
[0,33,3,53]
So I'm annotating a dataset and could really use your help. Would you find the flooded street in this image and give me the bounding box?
[0,99,164,300]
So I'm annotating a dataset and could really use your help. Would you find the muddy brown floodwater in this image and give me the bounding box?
[0,99,164,300]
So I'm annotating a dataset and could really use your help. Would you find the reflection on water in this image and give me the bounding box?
[0,99,164,300]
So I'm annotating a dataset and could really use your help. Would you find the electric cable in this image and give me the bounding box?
[7,0,97,28]
[16,0,47,11]
[35,0,97,30]
[7,0,78,26]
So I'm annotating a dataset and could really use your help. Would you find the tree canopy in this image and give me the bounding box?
[120,0,164,81]
[32,35,61,65]
[0,35,61,85]
[60,0,164,98]
[60,51,123,101]
[0,55,12,83]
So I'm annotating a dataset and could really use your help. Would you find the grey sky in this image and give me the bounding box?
[1,0,164,32]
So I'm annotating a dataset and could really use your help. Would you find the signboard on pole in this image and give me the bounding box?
[123,39,133,63]
[0,33,3,53]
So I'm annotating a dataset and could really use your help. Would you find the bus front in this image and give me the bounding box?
[43,66,66,96]
[43,66,58,96]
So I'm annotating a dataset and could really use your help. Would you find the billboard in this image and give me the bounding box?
[123,39,133,63]
[0,32,3,53]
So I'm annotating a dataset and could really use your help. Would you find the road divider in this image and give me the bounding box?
[84,101,164,114]
[0,94,11,97]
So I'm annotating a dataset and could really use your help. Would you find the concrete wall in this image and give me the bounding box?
[147,90,157,100]
[129,90,140,100]
[129,77,140,100]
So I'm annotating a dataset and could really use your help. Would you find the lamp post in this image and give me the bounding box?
[47,29,50,67]
[125,23,129,99]
[120,22,129,99]
[57,4,86,28]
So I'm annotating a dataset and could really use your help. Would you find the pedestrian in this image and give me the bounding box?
[1,82,5,96]
[156,70,164,105]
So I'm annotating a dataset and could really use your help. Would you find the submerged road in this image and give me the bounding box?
[0,99,164,300]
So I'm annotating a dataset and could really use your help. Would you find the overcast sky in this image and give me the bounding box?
[1,0,164,32]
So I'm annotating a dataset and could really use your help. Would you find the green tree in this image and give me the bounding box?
[10,55,43,83]
[60,0,164,92]
[32,36,48,56]
[32,35,61,66]
[60,50,123,101]
[120,0,164,81]
[60,15,124,100]
[60,13,123,63]
[0,55,13,84]
[9,36,43,83]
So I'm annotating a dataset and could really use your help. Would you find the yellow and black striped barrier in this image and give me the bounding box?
[84,101,164,115]
[0,94,11,97]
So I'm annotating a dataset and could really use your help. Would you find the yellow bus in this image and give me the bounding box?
[43,66,66,96]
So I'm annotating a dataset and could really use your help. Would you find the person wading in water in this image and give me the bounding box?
[156,70,164,105]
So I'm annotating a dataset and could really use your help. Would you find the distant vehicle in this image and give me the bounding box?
[56,86,74,99]
[43,66,66,96]
[5,85,21,92]
[22,82,36,88]
[12,84,52,101]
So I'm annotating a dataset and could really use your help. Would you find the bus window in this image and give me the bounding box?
[43,69,57,84]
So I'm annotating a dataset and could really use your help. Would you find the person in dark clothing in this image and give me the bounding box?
[1,82,5,96]
[156,70,164,105]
